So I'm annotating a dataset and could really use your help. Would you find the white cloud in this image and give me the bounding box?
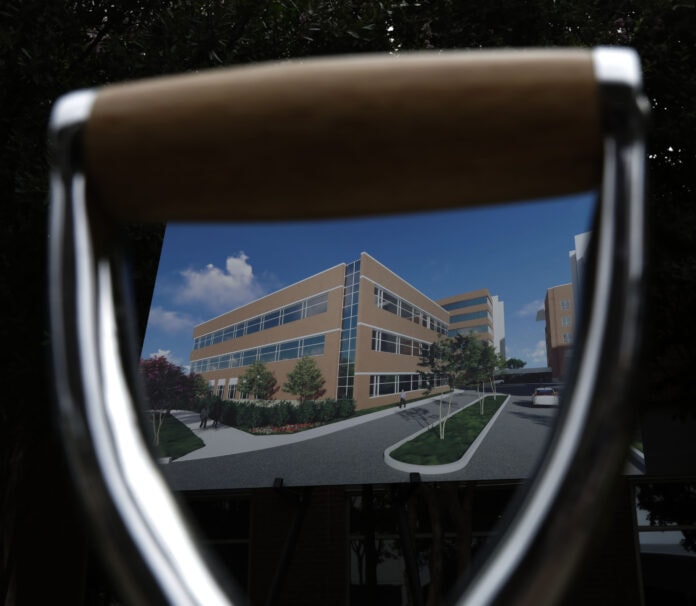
[148,348,188,370]
[524,340,547,365]
[147,306,194,333]
[516,299,544,318]
[176,252,265,312]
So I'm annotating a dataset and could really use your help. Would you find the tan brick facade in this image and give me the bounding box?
[191,253,492,410]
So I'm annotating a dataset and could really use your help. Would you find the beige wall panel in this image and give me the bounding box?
[199,332,341,400]
[191,288,344,362]
[353,377,448,411]
[357,289,444,344]
[193,264,346,337]
[354,326,425,374]
[437,288,490,309]
[360,253,448,321]
[357,312,442,345]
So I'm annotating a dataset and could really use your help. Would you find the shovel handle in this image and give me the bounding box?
[83,50,601,223]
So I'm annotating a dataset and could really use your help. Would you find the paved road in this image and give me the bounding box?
[163,385,642,490]
[164,392,477,489]
[163,391,558,490]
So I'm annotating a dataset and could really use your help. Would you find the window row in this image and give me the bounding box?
[441,296,489,312]
[371,329,430,357]
[369,373,449,397]
[373,287,447,335]
[191,334,325,373]
[450,309,491,324]
[193,292,329,350]
[448,325,490,338]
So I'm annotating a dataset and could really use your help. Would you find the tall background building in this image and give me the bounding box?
[437,289,506,356]
[570,231,591,312]
[543,283,575,380]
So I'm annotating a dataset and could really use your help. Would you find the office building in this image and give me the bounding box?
[570,231,591,312]
[543,283,575,380]
[190,252,454,411]
[437,289,506,356]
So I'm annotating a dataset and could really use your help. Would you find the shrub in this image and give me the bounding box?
[267,401,292,427]
[296,400,317,424]
[336,399,356,419]
[236,402,264,428]
[315,399,336,422]
[220,402,237,426]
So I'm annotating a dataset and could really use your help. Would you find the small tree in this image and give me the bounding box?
[238,361,279,400]
[140,355,205,445]
[284,357,326,404]
[480,343,500,393]
[418,337,457,439]
[505,357,527,369]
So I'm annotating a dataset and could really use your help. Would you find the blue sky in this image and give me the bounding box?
[141,192,595,369]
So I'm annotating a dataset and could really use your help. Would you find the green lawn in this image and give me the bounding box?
[390,395,506,465]
[151,414,204,460]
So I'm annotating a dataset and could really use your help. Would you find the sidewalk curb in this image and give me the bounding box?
[168,392,464,461]
[383,395,510,475]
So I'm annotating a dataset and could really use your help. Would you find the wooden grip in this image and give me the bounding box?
[84,50,602,223]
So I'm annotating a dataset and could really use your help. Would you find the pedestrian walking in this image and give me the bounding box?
[199,404,209,429]
[212,400,222,429]
[399,390,406,408]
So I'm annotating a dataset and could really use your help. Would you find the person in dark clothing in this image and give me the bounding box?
[199,405,209,429]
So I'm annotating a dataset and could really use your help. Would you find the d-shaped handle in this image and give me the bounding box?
[82,50,601,222]
[48,48,647,606]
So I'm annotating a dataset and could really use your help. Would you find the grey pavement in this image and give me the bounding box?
[160,389,641,491]
[163,391,485,489]
[170,391,475,461]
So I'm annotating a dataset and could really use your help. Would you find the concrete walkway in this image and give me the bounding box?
[170,392,472,461]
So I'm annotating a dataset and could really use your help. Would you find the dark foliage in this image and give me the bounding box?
[2,1,695,603]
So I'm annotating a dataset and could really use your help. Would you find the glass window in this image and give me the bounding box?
[305,293,328,317]
[278,340,299,360]
[259,345,277,363]
[369,376,378,397]
[378,375,397,396]
[451,310,488,323]
[399,337,413,356]
[382,292,398,314]
[302,335,325,356]
[263,310,280,330]
[283,303,303,323]
[561,316,572,327]
[227,384,236,400]
[246,317,261,335]
[380,333,397,353]
[560,300,570,310]
[398,375,412,393]
[442,296,489,311]
[399,301,413,320]
[241,349,258,366]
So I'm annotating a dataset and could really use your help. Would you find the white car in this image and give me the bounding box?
[532,386,559,407]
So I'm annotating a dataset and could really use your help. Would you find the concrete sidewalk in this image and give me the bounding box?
[170,391,475,462]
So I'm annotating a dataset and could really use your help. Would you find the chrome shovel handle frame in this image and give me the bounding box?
[48,48,648,606]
